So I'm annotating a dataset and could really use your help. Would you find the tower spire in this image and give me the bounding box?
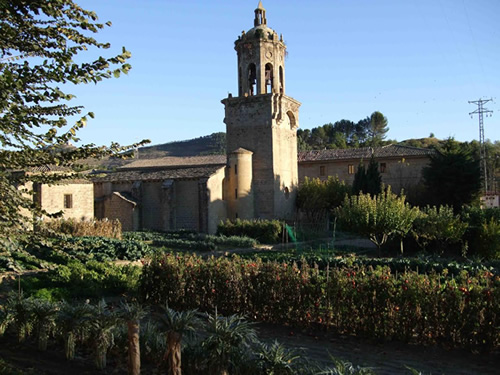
[254,1,267,26]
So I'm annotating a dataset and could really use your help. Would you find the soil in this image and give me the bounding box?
[0,322,498,375]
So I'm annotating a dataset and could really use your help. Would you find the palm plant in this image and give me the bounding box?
[0,304,13,336]
[87,300,119,370]
[202,313,257,375]
[315,356,376,375]
[140,320,166,365]
[118,300,148,375]
[5,292,34,343]
[257,340,304,375]
[156,306,200,375]
[31,299,59,351]
[57,301,94,360]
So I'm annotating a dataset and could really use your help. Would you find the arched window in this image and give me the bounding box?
[248,63,256,96]
[265,63,273,94]
[279,66,284,94]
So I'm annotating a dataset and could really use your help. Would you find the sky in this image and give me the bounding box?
[70,0,500,148]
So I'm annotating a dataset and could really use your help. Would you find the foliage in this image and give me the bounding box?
[118,300,147,375]
[0,0,149,236]
[21,259,141,300]
[217,219,283,244]
[296,177,351,224]
[39,218,122,239]
[157,306,200,375]
[335,187,420,254]
[297,114,393,151]
[423,138,481,210]
[367,111,389,147]
[202,313,258,375]
[30,298,59,351]
[57,301,94,360]
[87,300,119,370]
[461,206,500,259]
[141,253,500,351]
[352,156,381,196]
[412,205,468,255]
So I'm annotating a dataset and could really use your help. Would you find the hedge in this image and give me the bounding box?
[140,253,500,351]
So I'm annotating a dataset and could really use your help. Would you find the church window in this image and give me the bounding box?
[348,165,355,174]
[248,63,257,96]
[235,188,238,199]
[234,164,238,175]
[284,187,290,199]
[380,163,387,173]
[64,194,73,209]
[265,63,273,94]
[319,166,325,176]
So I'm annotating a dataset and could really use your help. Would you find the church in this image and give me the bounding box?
[91,3,433,233]
[93,2,300,233]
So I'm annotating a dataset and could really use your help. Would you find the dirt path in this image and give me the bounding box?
[256,322,500,375]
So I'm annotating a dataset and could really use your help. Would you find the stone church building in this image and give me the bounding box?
[94,2,300,233]
[92,3,433,233]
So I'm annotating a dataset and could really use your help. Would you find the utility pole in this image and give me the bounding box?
[469,98,493,194]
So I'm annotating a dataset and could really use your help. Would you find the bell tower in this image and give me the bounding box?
[222,2,300,220]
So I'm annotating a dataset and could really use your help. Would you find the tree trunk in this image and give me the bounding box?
[166,332,182,375]
[127,320,141,375]
[64,332,75,360]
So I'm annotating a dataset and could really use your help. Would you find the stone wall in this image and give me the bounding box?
[298,156,430,193]
[39,182,94,220]
[207,167,227,234]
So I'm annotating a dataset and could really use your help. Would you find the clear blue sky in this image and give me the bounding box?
[72,0,499,148]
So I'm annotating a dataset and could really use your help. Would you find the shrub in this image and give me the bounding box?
[39,218,122,239]
[296,177,351,224]
[140,253,500,351]
[217,219,283,244]
[412,205,467,255]
[462,206,500,259]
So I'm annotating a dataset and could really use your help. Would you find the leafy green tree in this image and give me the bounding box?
[423,138,480,210]
[368,111,389,146]
[336,187,420,255]
[0,0,148,235]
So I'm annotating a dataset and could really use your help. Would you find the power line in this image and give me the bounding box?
[468,98,493,193]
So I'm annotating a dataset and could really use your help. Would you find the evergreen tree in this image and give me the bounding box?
[368,111,389,146]
[352,162,366,195]
[352,156,382,196]
[423,138,481,211]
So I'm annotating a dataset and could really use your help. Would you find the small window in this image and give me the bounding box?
[348,165,355,174]
[64,194,73,209]
[234,164,238,175]
[284,187,290,200]
[235,188,238,199]
[380,163,387,173]
[319,166,326,176]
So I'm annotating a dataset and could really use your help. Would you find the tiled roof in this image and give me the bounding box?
[120,155,226,170]
[298,144,435,162]
[92,165,224,183]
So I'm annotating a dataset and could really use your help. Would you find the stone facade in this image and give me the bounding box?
[35,180,94,221]
[298,145,435,193]
[222,2,300,220]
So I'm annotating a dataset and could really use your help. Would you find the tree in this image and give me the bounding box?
[423,138,480,211]
[0,0,148,235]
[87,300,119,370]
[352,156,382,196]
[368,111,389,146]
[202,313,257,375]
[335,187,420,255]
[118,300,148,375]
[157,306,199,375]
